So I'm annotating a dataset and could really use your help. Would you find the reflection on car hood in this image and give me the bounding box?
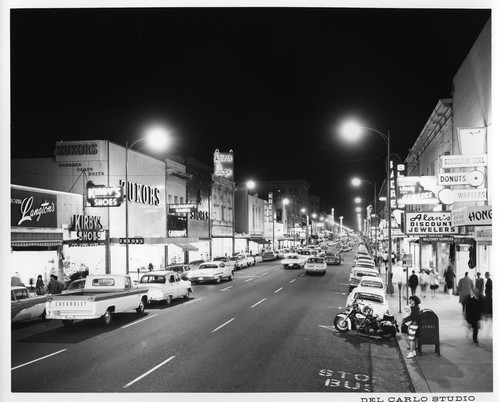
[188,268,220,276]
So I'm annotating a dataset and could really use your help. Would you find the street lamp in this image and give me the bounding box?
[125,125,170,274]
[351,177,378,213]
[340,120,392,294]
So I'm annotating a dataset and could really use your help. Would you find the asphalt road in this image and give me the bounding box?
[11,250,412,393]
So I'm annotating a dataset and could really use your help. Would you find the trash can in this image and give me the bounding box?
[417,309,440,355]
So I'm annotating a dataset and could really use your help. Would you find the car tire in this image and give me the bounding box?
[228,272,233,281]
[101,309,113,325]
[214,276,221,284]
[184,289,192,299]
[136,298,146,314]
[165,295,172,305]
[62,319,73,327]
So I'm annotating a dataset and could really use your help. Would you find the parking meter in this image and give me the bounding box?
[398,281,403,313]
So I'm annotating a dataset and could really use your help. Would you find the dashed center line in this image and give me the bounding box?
[261,272,269,276]
[290,279,296,283]
[121,314,158,329]
[12,349,67,371]
[184,297,202,305]
[123,356,176,388]
[245,278,254,282]
[211,318,236,333]
[220,286,232,291]
[274,287,283,293]
[251,298,266,308]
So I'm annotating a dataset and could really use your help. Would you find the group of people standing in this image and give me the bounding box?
[35,274,64,295]
[404,265,492,346]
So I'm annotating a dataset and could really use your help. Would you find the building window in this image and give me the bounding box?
[174,196,178,204]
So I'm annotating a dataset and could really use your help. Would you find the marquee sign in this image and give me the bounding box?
[397,176,442,205]
[70,214,105,243]
[438,171,485,187]
[404,212,458,235]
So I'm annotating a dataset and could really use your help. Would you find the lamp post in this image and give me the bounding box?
[124,126,170,274]
[351,177,377,214]
[340,121,392,294]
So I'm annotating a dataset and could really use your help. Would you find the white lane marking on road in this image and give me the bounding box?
[290,279,296,283]
[332,291,347,295]
[327,306,346,309]
[245,278,254,282]
[274,287,283,293]
[251,298,266,308]
[211,318,236,333]
[261,272,269,276]
[220,286,233,291]
[12,349,67,371]
[184,297,202,305]
[300,273,305,277]
[274,268,281,271]
[319,325,335,331]
[123,356,176,388]
[121,314,157,329]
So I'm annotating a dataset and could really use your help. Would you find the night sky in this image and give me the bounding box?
[9,5,492,229]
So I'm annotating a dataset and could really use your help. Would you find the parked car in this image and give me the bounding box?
[186,261,234,284]
[137,272,192,305]
[262,250,279,261]
[325,251,343,265]
[346,287,391,318]
[348,267,380,293]
[236,252,256,266]
[277,248,290,259]
[304,257,327,275]
[340,244,351,252]
[212,256,236,270]
[231,255,250,270]
[11,286,47,323]
[167,264,191,280]
[280,253,306,269]
[356,276,385,291]
[187,260,205,270]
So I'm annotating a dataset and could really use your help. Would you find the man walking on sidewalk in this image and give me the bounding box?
[465,288,483,343]
[458,272,474,312]
[408,270,419,296]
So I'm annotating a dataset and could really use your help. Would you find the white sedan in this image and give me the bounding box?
[280,253,306,269]
[137,272,192,305]
[186,261,234,284]
[304,257,327,275]
[346,287,392,318]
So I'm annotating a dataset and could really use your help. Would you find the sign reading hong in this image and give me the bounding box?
[404,212,458,235]
[11,188,57,228]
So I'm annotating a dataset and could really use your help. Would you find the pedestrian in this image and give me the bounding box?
[429,269,440,298]
[47,274,64,294]
[457,272,474,312]
[484,272,492,315]
[444,264,456,296]
[419,269,429,298]
[148,262,153,271]
[465,287,483,343]
[475,272,485,296]
[35,275,45,295]
[402,295,421,358]
[408,270,419,296]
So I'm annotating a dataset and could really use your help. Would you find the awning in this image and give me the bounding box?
[175,243,199,252]
[11,231,63,249]
[249,237,269,245]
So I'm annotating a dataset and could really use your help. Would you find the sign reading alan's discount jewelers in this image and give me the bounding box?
[404,212,458,235]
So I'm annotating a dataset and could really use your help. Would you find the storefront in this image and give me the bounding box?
[10,185,84,287]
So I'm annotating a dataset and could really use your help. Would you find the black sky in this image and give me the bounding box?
[9,7,491,229]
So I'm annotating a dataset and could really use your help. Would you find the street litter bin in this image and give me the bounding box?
[417,309,440,355]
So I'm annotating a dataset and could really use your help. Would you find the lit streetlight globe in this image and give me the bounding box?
[144,125,171,152]
[246,180,256,190]
[351,177,361,186]
[340,121,363,142]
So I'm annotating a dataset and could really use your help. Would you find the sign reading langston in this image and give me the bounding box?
[11,188,57,228]
[404,212,458,235]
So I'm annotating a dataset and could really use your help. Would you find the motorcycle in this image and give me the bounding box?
[333,302,399,339]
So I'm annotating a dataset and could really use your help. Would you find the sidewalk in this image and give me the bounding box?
[386,287,493,393]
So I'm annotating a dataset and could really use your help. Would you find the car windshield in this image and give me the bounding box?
[169,266,183,272]
[200,264,218,269]
[355,293,384,304]
[213,257,226,261]
[307,258,324,263]
[356,271,377,277]
[68,280,85,290]
[360,280,383,288]
[140,275,166,284]
[287,255,299,260]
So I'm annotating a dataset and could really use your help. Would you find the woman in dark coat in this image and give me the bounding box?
[444,265,456,295]
[402,295,421,358]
